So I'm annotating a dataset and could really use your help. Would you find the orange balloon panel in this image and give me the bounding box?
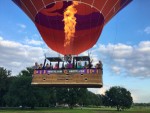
[13,0,132,55]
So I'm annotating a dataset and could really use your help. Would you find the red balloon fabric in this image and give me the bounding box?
[13,0,132,55]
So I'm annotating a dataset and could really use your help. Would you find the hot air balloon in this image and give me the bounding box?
[12,0,132,55]
[12,0,132,87]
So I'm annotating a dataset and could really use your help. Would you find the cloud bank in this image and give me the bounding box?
[0,36,57,75]
[0,36,150,78]
[94,42,150,78]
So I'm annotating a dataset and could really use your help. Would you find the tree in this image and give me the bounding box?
[5,67,58,108]
[85,91,102,106]
[0,67,11,107]
[77,88,88,106]
[104,86,133,111]
[48,87,57,107]
[6,74,36,108]
[1,66,106,108]
[55,88,68,105]
[101,94,109,107]
[66,88,78,109]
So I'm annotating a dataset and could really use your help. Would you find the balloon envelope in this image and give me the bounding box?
[13,0,132,55]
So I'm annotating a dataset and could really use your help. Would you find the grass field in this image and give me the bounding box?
[0,107,150,113]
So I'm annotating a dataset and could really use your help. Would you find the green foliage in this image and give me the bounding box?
[0,66,134,110]
[55,88,88,108]
[0,67,11,106]
[5,69,36,108]
[104,86,133,111]
[77,88,88,106]
[55,88,68,105]
[5,67,53,108]
[1,67,94,108]
[86,91,102,106]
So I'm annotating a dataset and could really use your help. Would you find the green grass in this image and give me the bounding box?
[0,107,150,113]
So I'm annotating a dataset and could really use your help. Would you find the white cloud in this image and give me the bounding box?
[25,39,44,45]
[16,23,27,33]
[0,36,3,40]
[98,43,133,58]
[1,35,150,78]
[11,62,22,67]
[24,34,44,46]
[17,23,26,29]
[0,36,57,75]
[111,66,121,74]
[144,26,150,34]
[131,89,150,103]
[93,41,150,78]
[138,41,150,52]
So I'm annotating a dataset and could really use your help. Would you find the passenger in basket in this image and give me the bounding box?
[45,63,50,69]
[33,62,39,69]
[54,63,59,69]
[39,63,43,69]
[50,63,53,69]
[96,60,103,70]
[77,62,82,69]
[68,54,72,62]
[89,59,93,68]
[84,61,88,69]
[67,61,73,69]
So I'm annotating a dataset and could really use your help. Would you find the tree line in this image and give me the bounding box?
[0,67,133,110]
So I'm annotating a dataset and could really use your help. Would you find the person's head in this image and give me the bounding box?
[95,64,98,68]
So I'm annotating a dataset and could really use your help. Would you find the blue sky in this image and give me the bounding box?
[0,0,150,103]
